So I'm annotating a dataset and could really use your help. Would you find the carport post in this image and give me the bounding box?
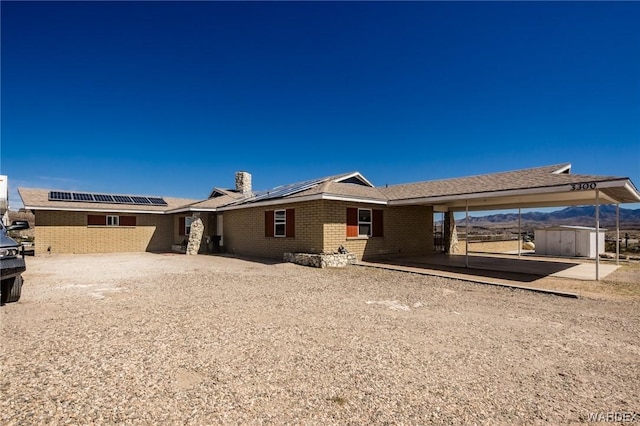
[595,190,600,281]
[616,203,620,265]
[518,208,522,258]
[465,200,469,268]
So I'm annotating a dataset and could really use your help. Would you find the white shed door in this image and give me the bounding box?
[560,230,576,257]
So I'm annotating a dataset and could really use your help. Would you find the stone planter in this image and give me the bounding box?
[283,252,357,268]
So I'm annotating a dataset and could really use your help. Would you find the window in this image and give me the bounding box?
[88,215,136,227]
[179,216,194,236]
[185,217,193,235]
[358,209,372,237]
[347,208,383,238]
[265,209,295,238]
[274,209,286,237]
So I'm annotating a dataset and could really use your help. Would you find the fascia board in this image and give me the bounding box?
[388,179,635,206]
[333,172,375,187]
[217,193,388,211]
[23,205,167,214]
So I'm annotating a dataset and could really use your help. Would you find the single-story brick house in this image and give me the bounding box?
[18,164,640,260]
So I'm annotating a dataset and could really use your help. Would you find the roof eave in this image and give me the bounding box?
[23,205,168,214]
[389,178,639,210]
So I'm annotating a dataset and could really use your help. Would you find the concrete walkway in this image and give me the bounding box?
[356,253,620,298]
[355,260,580,298]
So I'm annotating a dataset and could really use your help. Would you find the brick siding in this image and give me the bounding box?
[223,200,324,259]
[223,199,433,260]
[35,210,173,254]
[322,201,433,260]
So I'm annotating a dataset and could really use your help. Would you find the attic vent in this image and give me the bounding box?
[338,176,369,186]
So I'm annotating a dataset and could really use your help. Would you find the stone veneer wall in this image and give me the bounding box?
[34,210,173,254]
[283,252,357,268]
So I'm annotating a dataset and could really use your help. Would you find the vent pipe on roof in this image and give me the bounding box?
[235,171,252,194]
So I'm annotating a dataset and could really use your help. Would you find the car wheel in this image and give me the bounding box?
[1,276,23,304]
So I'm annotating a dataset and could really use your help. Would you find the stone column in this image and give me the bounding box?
[443,211,459,254]
[186,215,204,255]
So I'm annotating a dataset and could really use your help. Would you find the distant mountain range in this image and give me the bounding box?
[457,206,640,229]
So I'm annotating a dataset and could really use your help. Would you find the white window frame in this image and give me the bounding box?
[107,215,119,227]
[274,209,286,237]
[358,208,372,237]
[185,217,194,235]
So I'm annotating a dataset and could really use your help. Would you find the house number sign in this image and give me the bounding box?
[570,182,597,191]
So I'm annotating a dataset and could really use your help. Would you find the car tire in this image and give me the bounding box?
[1,276,23,304]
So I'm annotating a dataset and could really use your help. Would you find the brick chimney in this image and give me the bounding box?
[235,171,252,194]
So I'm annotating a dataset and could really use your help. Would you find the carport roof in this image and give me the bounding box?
[381,163,640,211]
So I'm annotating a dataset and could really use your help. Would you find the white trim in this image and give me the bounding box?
[358,208,372,237]
[274,209,286,237]
[106,215,119,226]
[23,205,167,214]
[218,194,324,211]
[333,172,374,187]
[185,216,194,236]
[388,179,637,207]
[165,206,218,214]
[321,194,387,205]
[552,164,572,174]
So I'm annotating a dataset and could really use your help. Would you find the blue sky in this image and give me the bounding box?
[2,1,639,211]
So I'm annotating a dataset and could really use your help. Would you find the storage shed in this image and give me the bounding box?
[534,226,606,258]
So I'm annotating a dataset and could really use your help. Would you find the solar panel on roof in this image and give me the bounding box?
[93,194,114,203]
[112,195,133,203]
[49,191,72,201]
[48,190,168,207]
[131,196,151,204]
[148,197,168,206]
[72,193,94,201]
[248,177,327,203]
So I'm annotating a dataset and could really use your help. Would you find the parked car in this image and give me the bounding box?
[1,220,30,304]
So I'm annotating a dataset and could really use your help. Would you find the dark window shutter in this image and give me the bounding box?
[286,209,295,238]
[346,208,358,237]
[372,209,384,237]
[88,215,106,226]
[120,216,136,226]
[179,217,185,236]
[265,210,274,237]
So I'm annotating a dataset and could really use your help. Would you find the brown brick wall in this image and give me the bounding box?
[223,201,324,259]
[322,201,434,260]
[35,210,173,254]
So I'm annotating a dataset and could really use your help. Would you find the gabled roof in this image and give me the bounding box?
[17,163,640,215]
[18,188,198,214]
[221,171,380,208]
[207,187,244,199]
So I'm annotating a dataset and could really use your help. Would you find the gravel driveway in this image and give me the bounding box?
[2,253,639,424]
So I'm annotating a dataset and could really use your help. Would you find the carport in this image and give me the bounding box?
[382,164,640,280]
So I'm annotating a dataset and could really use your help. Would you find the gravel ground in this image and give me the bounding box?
[2,253,639,425]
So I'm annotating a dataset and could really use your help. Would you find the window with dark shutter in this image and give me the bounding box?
[179,217,185,236]
[346,208,358,237]
[119,216,136,227]
[372,209,384,237]
[286,208,295,238]
[88,215,106,226]
[265,210,275,237]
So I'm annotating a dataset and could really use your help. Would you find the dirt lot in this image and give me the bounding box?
[2,253,639,424]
